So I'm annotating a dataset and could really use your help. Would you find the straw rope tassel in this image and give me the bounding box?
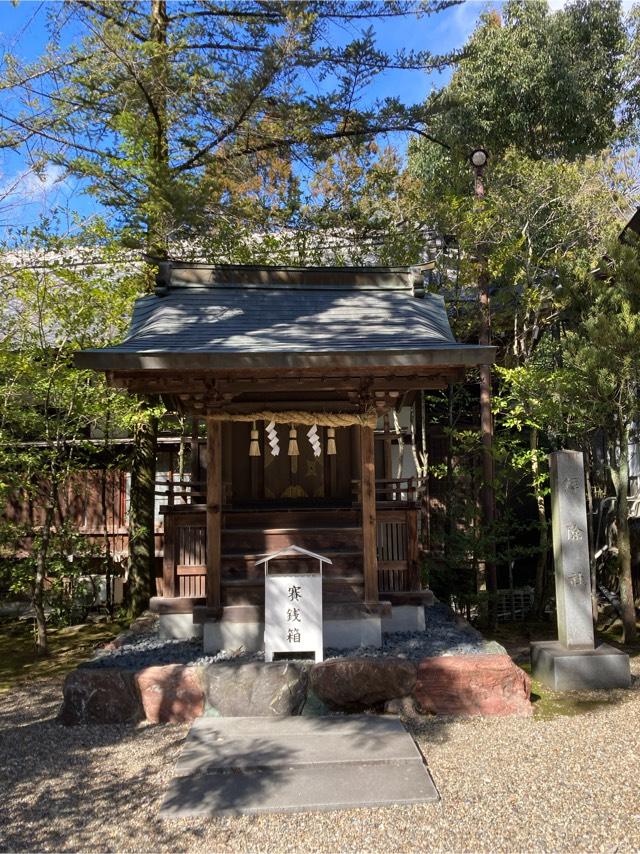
[327,427,336,456]
[249,420,261,457]
[288,425,299,473]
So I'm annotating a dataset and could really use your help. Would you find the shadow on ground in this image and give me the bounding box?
[0,680,450,851]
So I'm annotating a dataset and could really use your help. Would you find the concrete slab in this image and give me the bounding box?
[161,715,438,817]
[175,720,418,775]
[187,713,407,736]
[531,641,631,690]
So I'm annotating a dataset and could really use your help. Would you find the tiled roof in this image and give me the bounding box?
[76,263,494,371]
[104,288,455,354]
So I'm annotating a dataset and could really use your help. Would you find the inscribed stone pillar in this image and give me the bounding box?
[549,450,594,649]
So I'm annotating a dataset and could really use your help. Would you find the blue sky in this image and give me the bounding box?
[0,0,490,235]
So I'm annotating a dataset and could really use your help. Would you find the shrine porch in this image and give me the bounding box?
[150,483,431,651]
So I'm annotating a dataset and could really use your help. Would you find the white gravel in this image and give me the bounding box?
[1,658,640,853]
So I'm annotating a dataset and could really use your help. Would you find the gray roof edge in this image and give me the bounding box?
[155,259,419,273]
[163,280,414,292]
[75,344,496,373]
[152,259,431,293]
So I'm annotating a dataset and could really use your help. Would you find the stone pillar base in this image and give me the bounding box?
[530,640,631,691]
[382,605,426,633]
[159,613,203,640]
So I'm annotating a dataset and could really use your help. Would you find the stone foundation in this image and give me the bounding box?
[157,601,428,652]
[382,605,426,633]
[59,653,532,725]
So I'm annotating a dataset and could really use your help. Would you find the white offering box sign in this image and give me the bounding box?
[258,545,329,663]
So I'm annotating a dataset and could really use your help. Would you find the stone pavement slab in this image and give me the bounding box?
[161,715,438,817]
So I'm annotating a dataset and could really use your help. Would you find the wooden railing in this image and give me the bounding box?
[155,479,206,506]
[157,476,427,509]
[352,476,427,506]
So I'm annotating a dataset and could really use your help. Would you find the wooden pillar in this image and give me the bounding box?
[190,417,199,493]
[406,508,419,592]
[360,424,379,603]
[162,512,176,597]
[383,413,393,501]
[206,417,222,610]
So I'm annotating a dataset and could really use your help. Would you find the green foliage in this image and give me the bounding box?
[0,1,459,257]
[558,236,640,437]
[410,147,625,352]
[0,523,105,627]
[0,222,140,482]
[0,221,144,643]
[424,0,627,162]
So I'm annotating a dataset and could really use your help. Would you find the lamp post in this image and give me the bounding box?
[470,147,488,197]
[470,147,497,624]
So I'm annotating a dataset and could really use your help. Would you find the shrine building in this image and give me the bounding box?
[76,262,494,651]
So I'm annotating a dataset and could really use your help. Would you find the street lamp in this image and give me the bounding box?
[470,145,496,624]
[470,147,489,198]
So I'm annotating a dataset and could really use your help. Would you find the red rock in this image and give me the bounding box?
[135,665,204,724]
[414,654,532,717]
[310,658,417,710]
[59,668,143,725]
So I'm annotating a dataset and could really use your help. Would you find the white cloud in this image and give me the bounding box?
[1,163,67,202]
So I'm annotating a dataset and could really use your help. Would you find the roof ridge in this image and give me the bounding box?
[152,260,433,296]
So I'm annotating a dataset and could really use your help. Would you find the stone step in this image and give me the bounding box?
[160,716,438,817]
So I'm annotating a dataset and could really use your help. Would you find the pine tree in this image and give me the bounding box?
[0,0,458,612]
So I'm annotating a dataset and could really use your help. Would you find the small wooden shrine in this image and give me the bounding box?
[77,262,494,649]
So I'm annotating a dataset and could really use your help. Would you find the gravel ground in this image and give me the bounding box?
[1,659,639,853]
[85,604,504,669]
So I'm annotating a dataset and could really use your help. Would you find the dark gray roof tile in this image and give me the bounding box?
[91,289,456,355]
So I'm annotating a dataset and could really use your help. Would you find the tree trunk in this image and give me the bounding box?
[613,417,637,642]
[101,467,113,616]
[126,1,168,616]
[444,383,454,556]
[128,413,158,616]
[583,442,598,627]
[477,250,496,627]
[33,501,54,655]
[530,427,548,618]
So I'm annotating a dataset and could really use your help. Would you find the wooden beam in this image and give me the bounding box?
[360,424,379,604]
[206,418,222,611]
[109,367,464,397]
[162,512,176,597]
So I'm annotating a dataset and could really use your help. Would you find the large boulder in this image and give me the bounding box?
[135,665,204,724]
[59,668,143,725]
[310,658,417,711]
[414,654,532,717]
[203,662,309,716]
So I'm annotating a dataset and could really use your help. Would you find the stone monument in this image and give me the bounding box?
[531,450,631,690]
